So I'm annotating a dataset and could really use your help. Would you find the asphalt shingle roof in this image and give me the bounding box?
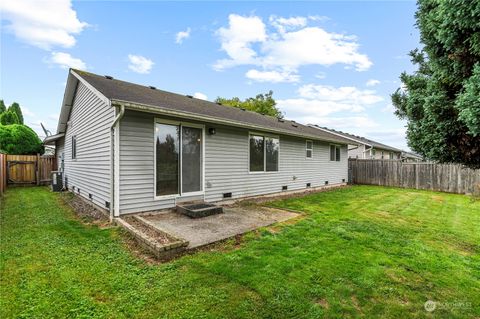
[74,70,357,145]
[311,125,402,152]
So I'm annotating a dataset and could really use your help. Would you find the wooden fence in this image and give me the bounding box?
[348,159,480,195]
[0,154,56,194]
[0,153,6,196]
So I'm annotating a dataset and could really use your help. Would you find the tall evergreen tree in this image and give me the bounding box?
[0,100,6,114]
[391,0,480,168]
[8,102,24,124]
[0,111,20,125]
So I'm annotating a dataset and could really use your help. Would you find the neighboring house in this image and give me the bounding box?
[309,126,402,160]
[44,69,355,217]
[401,151,424,162]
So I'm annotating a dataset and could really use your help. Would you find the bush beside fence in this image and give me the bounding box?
[348,159,480,195]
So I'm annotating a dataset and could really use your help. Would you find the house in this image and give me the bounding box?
[44,69,356,218]
[401,151,423,162]
[309,126,402,160]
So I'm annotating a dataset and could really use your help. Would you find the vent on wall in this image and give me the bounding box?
[324,181,329,185]
[306,183,311,188]
[105,201,110,209]
[89,193,93,200]
[282,185,288,191]
[223,192,232,199]
[77,188,81,194]
[342,178,345,183]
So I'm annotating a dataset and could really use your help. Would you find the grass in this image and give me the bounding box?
[1,186,479,318]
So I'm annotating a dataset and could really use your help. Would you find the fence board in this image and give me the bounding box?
[348,159,480,195]
[3,154,56,187]
[0,153,6,196]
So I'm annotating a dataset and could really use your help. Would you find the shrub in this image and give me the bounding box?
[0,124,44,155]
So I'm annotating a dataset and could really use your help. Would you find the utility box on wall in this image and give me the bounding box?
[51,171,63,192]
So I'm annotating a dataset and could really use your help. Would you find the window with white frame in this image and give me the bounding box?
[306,140,313,158]
[71,135,77,159]
[249,134,279,172]
[329,144,341,161]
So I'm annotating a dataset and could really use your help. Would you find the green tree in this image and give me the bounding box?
[215,90,283,118]
[8,102,23,124]
[0,110,20,125]
[391,0,480,168]
[0,124,44,155]
[0,100,6,114]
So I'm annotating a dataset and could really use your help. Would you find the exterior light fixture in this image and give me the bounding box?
[208,128,216,135]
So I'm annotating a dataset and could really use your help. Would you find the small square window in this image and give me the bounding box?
[330,145,341,161]
[71,135,77,159]
[306,140,313,158]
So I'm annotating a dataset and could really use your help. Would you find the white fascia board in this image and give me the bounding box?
[113,99,352,146]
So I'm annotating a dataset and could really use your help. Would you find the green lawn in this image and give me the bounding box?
[1,186,479,318]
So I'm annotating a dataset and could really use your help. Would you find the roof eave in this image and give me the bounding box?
[112,99,353,145]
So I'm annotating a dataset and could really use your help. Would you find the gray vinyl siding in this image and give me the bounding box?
[348,144,366,159]
[119,110,347,214]
[204,126,347,202]
[56,138,65,171]
[63,81,114,208]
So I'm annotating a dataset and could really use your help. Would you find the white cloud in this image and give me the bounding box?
[214,14,372,81]
[366,79,380,87]
[214,14,267,70]
[128,54,154,74]
[21,107,35,117]
[175,27,191,44]
[382,104,396,113]
[298,84,383,105]
[315,72,327,79]
[245,69,299,83]
[277,84,383,129]
[193,92,208,100]
[269,16,307,33]
[0,0,88,50]
[49,52,86,69]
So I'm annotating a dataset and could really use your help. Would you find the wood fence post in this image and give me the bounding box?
[36,153,40,186]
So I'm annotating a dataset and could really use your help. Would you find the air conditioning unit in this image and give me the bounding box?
[51,171,63,192]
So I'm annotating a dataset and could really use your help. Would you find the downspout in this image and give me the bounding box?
[110,104,125,220]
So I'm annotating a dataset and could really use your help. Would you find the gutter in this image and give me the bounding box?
[112,99,354,146]
[110,104,125,219]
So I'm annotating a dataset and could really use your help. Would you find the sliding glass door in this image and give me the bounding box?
[155,121,203,197]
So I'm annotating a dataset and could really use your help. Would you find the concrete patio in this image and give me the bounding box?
[136,205,300,249]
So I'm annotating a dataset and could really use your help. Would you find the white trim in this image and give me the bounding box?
[113,115,121,217]
[248,132,280,174]
[114,100,350,146]
[309,125,366,147]
[306,139,313,159]
[329,143,341,162]
[70,70,110,105]
[153,117,205,201]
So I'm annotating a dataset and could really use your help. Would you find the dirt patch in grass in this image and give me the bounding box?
[60,192,110,226]
[123,216,174,245]
[316,298,330,309]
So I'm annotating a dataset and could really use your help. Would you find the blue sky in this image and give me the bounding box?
[1,1,419,149]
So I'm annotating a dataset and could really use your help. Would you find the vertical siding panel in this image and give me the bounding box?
[63,82,114,209]
[119,111,349,214]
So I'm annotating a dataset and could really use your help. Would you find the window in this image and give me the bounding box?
[71,136,77,159]
[155,120,203,197]
[249,134,279,172]
[306,140,313,158]
[389,152,394,160]
[330,145,341,161]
